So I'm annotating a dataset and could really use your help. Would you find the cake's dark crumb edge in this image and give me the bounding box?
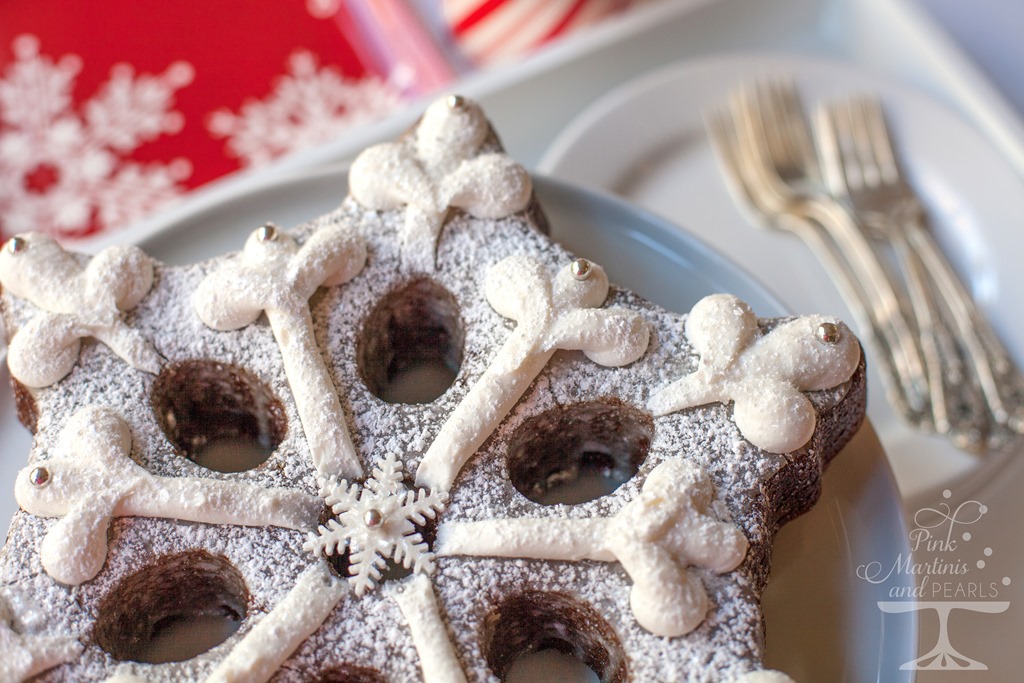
[749,349,869,590]
[11,376,37,434]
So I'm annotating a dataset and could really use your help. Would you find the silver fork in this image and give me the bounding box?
[716,80,931,425]
[816,95,1024,449]
[705,90,883,344]
[816,96,975,445]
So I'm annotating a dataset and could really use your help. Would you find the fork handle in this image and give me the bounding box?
[801,198,932,419]
[777,200,927,425]
[891,231,958,435]
[889,228,999,448]
[903,216,1023,431]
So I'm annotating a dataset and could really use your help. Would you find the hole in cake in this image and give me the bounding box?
[507,650,600,683]
[506,399,653,505]
[152,360,287,472]
[379,559,414,583]
[484,591,627,683]
[358,278,464,404]
[314,664,386,683]
[93,550,248,663]
[328,551,414,586]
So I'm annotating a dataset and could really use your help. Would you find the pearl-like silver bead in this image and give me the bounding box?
[30,466,50,488]
[256,224,278,242]
[6,235,27,254]
[363,508,384,528]
[446,94,465,109]
[817,321,841,344]
[570,258,592,281]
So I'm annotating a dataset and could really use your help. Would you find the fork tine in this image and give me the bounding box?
[776,79,817,172]
[813,100,851,198]
[816,100,843,190]
[750,80,783,166]
[759,79,791,166]
[848,96,883,189]
[735,84,773,169]
[705,102,765,215]
[834,99,866,191]
[729,86,772,182]
[857,96,901,185]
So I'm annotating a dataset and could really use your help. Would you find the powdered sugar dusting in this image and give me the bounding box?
[437,458,749,637]
[193,221,367,480]
[0,234,160,388]
[14,405,320,586]
[0,96,865,682]
[415,253,649,493]
[649,293,860,453]
[349,95,532,271]
[0,589,82,682]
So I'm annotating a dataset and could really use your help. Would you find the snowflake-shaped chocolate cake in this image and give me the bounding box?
[0,95,866,683]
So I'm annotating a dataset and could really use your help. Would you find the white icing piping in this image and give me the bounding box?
[349,95,532,272]
[305,452,447,596]
[206,562,349,683]
[648,294,861,453]
[0,594,82,683]
[14,406,322,586]
[390,574,468,683]
[0,233,161,387]
[99,565,350,683]
[414,255,650,493]
[436,458,748,637]
[731,671,796,683]
[194,223,367,480]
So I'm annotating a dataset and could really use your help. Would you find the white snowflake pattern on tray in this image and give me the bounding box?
[207,49,402,168]
[0,35,193,240]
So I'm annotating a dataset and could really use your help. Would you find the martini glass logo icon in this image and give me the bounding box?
[878,600,1008,670]
[875,491,1010,671]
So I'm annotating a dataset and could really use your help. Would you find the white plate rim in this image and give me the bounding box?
[537,51,1024,507]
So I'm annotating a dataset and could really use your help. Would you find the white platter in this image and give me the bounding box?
[538,53,1024,506]
[0,168,913,680]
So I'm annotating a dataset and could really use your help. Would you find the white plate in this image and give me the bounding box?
[0,169,914,680]
[538,53,1024,505]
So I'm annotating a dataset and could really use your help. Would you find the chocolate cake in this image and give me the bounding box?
[0,95,866,682]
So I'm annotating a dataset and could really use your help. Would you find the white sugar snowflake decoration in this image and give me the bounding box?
[305,452,448,596]
[0,34,193,240]
[207,50,402,168]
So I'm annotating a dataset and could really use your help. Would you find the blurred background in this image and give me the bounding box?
[2,0,1017,246]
